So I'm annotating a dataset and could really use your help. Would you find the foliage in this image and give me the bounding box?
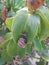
[0,0,49,65]
[46,0,49,8]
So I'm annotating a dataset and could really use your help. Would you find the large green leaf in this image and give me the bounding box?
[6,17,14,31]
[25,14,40,43]
[36,6,49,41]
[33,38,42,52]
[12,9,28,42]
[7,39,18,57]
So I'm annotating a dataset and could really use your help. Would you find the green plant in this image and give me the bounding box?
[0,0,49,65]
[0,0,25,36]
[46,0,49,7]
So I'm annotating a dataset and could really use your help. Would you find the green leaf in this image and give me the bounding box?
[26,43,32,54]
[17,46,25,58]
[26,14,40,43]
[36,6,49,41]
[0,40,10,49]
[46,0,49,8]
[5,17,14,31]
[33,38,42,52]
[41,41,48,50]
[7,39,18,57]
[41,41,46,49]
[1,49,11,62]
[15,0,25,9]
[42,54,49,61]
[4,32,12,40]
[12,10,28,42]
